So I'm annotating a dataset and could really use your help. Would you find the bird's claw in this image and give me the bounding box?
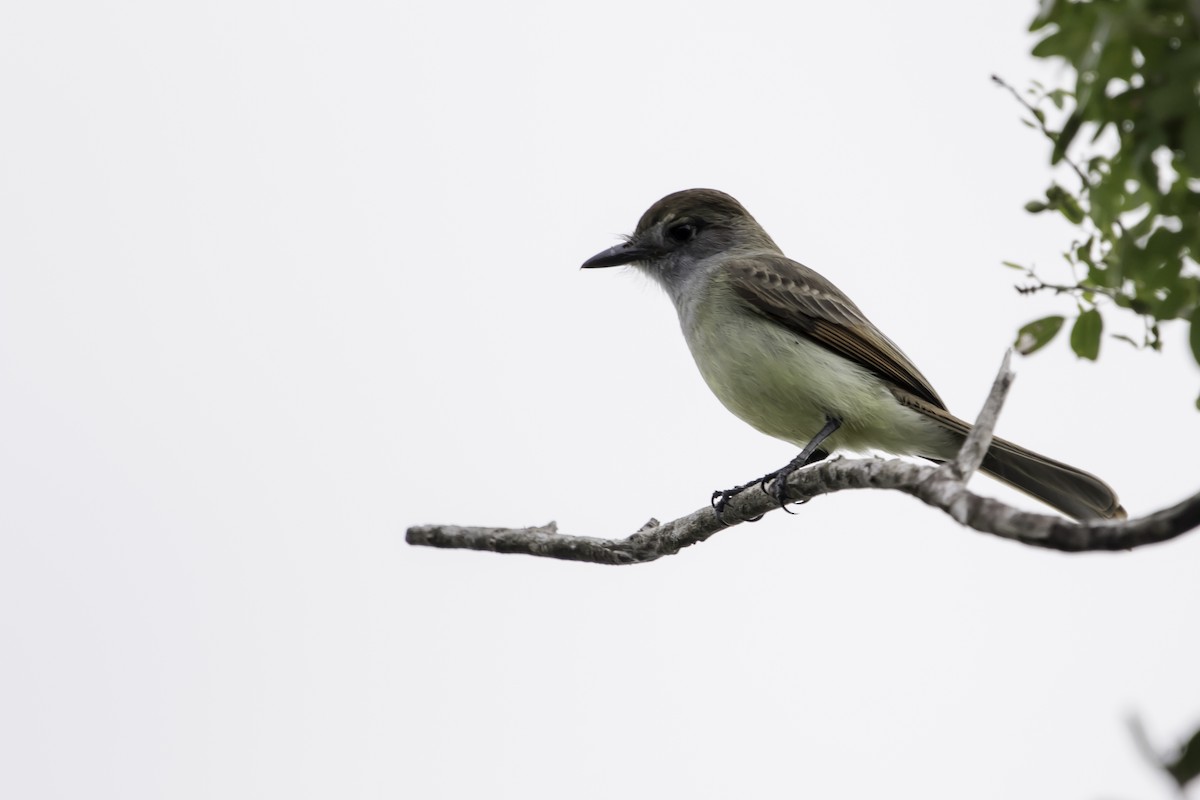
[768,471,798,513]
[711,483,764,525]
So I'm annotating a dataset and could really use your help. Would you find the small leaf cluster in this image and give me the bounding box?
[1131,716,1200,795]
[1165,725,1200,792]
[1003,0,1200,398]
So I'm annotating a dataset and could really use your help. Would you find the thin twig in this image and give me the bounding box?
[1016,278,1123,302]
[946,350,1013,480]
[991,74,1092,189]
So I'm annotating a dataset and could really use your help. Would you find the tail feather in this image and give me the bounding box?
[978,435,1125,521]
[900,395,1125,521]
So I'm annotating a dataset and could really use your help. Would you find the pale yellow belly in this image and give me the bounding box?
[681,294,958,458]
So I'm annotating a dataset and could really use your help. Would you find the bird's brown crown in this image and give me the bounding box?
[634,188,754,236]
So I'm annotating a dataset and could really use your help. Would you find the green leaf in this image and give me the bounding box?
[1074,236,1095,264]
[1070,309,1103,360]
[1183,112,1200,179]
[1001,261,1027,270]
[1058,193,1086,224]
[1032,30,1069,58]
[1164,726,1200,789]
[1025,200,1049,213]
[1014,315,1065,355]
[1052,113,1083,164]
[1189,306,1200,368]
[1157,279,1200,321]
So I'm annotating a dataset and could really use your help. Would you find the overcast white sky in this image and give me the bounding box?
[2,2,1199,798]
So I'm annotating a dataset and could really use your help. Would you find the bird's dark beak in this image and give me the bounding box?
[581,241,651,269]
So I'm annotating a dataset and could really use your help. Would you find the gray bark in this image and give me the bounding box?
[406,353,1200,563]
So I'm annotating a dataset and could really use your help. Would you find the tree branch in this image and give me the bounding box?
[991,74,1092,190]
[406,355,1200,563]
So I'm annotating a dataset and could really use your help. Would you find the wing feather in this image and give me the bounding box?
[725,256,946,409]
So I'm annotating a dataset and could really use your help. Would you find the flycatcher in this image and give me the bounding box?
[581,188,1124,521]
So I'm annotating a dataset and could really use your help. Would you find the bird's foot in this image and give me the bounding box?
[762,462,808,513]
[710,441,835,524]
[711,478,772,524]
[710,464,803,523]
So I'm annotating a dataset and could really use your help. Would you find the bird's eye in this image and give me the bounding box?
[666,222,698,244]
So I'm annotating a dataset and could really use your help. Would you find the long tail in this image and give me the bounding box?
[977,434,1125,521]
[908,400,1125,521]
[892,391,1123,522]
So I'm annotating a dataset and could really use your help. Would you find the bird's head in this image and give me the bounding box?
[581,189,779,285]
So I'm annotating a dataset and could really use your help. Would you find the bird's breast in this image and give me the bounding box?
[678,278,950,456]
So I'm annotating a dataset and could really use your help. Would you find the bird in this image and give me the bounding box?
[581,188,1124,521]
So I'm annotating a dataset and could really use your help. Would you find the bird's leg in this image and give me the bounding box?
[765,416,842,511]
[711,417,842,521]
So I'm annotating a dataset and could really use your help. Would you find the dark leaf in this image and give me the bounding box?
[1070,308,1103,360]
[1014,315,1065,355]
[1052,113,1083,164]
[1074,237,1095,265]
[1059,193,1086,224]
[1032,30,1069,58]
[1159,279,1200,322]
[1184,113,1200,177]
[1164,726,1200,789]
[1189,306,1200,368]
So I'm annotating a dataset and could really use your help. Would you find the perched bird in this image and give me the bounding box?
[582,188,1124,521]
